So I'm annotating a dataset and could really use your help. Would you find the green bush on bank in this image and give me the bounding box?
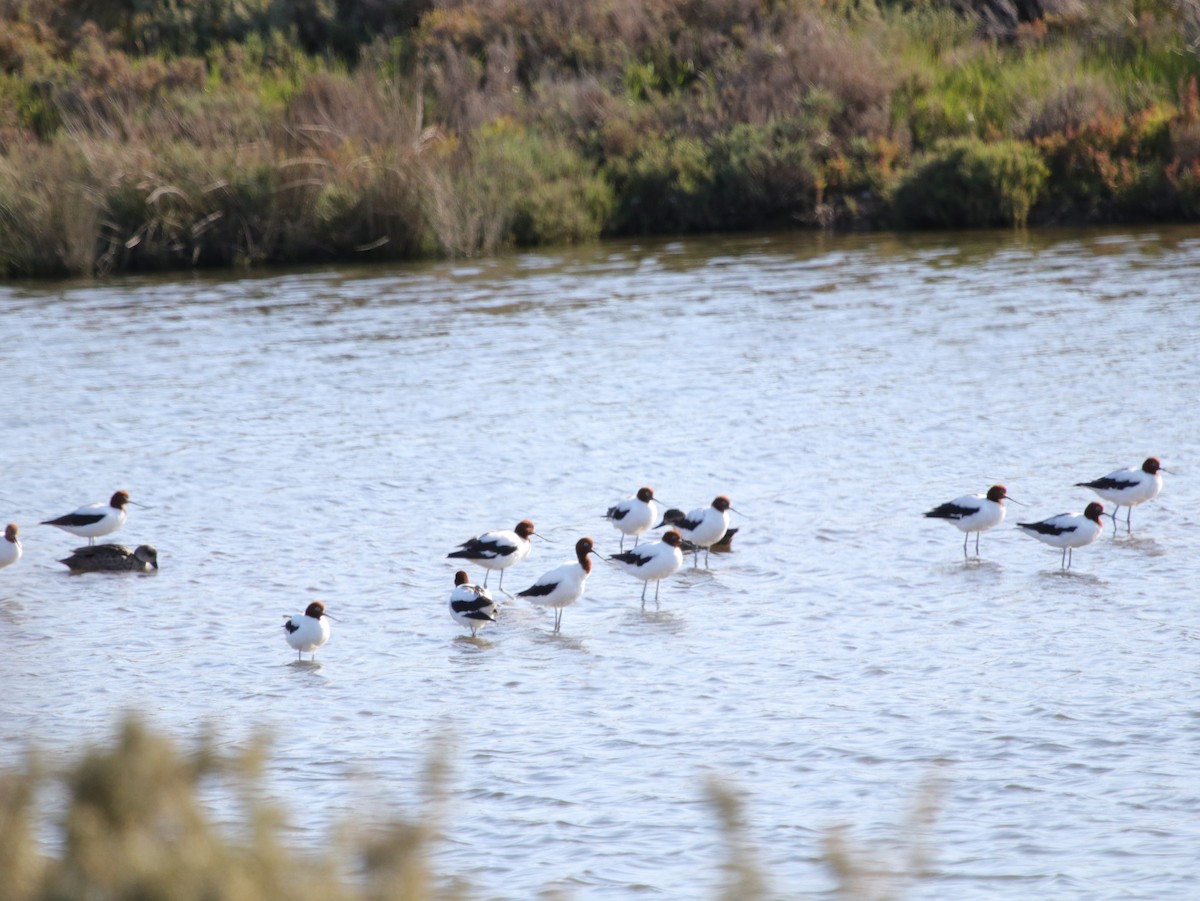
[2,0,1200,276]
[894,136,1048,227]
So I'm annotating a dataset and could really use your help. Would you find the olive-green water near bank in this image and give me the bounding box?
[1,227,1197,898]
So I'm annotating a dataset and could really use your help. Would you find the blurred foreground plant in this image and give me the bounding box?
[0,716,938,900]
[707,773,941,901]
[0,716,450,901]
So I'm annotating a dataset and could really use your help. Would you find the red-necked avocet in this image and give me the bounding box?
[41,490,134,546]
[449,570,498,638]
[0,523,21,570]
[656,508,738,551]
[59,544,158,573]
[447,519,537,593]
[610,529,684,606]
[923,484,1015,557]
[659,496,738,567]
[605,486,659,551]
[516,537,599,633]
[1017,502,1110,569]
[283,601,332,661]
[1075,457,1167,531]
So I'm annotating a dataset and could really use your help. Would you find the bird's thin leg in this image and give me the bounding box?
[654,580,661,603]
[620,535,626,552]
[1125,507,1132,531]
[640,581,648,603]
[482,570,490,588]
[962,533,969,557]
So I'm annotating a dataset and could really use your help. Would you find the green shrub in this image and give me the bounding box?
[603,133,714,234]
[893,136,1048,227]
[706,121,823,229]
[424,118,611,255]
[0,140,104,277]
[1033,107,1175,222]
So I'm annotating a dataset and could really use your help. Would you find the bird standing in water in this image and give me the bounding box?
[1075,457,1167,532]
[283,601,332,661]
[449,570,498,638]
[923,484,1014,557]
[1017,502,1110,569]
[661,496,737,567]
[41,491,134,546]
[517,537,599,633]
[605,487,659,551]
[610,529,685,606]
[447,519,537,593]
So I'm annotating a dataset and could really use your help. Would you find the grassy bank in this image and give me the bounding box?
[0,716,938,899]
[0,0,1198,277]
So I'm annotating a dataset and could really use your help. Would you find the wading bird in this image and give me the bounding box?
[1017,502,1110,569]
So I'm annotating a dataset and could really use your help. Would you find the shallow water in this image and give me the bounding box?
[1,226,1198,898]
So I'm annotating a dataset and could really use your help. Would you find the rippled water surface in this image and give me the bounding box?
[2,227,1199,898]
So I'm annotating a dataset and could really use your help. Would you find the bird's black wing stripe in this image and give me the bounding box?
[1021,522,1076,536]
[924,502,975,520]
[611,551,652,566]
[43,513,106,527]
[451,598,495,614]
[1077,477,1137,491]
[518,581,558,598]
[449,537,516,561]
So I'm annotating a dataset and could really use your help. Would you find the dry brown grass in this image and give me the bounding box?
[0,716,943,900]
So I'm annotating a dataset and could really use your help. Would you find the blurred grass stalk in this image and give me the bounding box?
[0,716,448,901]
[0,716,939,900]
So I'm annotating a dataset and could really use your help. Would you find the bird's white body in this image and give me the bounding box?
[1076,458,1165,529]
[606,487,658,550]
[449,571,498,637]
[42,491,130,545]
[517,538,598,632]
[1017,502,1108,569]
[610,530,684,604]
[284,602,331,659]
[0,524,21,569]
[924,485,1009,556]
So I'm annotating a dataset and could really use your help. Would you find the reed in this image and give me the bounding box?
[0,716,941,900]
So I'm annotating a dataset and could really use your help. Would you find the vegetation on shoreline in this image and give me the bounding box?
[0,716,938,899]
[0,0,1198,277]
